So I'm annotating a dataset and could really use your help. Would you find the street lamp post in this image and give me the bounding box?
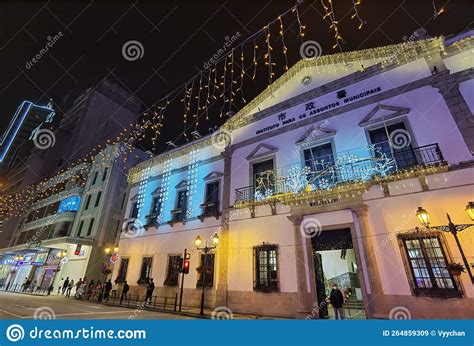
[415,205,474,283]
[194,232,219,315]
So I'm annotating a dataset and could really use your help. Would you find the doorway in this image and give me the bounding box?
[311,228,366,319]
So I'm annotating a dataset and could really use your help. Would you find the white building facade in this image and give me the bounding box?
[114,35,474,319]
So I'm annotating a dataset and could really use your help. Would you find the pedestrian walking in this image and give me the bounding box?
[21,277,28,292]
[104,279,112,301]
[329,283,346,320]
[66,279,74,297]
[120,281,129,304]
[62,277,69,294]
[145,278,154,304]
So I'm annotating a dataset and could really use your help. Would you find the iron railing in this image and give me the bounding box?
[235,143,445,204]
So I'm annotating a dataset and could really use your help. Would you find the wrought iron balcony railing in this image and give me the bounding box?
[235,143,445,204]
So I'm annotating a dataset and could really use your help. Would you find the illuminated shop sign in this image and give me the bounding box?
[32,252,49,265]
[58,196,81,213]
[255,86,382,135]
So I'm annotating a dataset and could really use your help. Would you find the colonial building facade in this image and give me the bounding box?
[0,143,144,292]
[113,34,474,319]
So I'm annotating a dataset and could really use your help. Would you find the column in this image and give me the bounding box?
[287,215,315,319]
[352,206,387,318]
[432,71,474,153]
[215,147,233,307]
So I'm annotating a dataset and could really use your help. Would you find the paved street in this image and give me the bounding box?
[0,291,196,320]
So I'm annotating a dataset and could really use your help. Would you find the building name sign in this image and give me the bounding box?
[309,198,339,207]
[255,87,382,135]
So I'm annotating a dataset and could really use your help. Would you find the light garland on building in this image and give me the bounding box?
[351,0,366,30]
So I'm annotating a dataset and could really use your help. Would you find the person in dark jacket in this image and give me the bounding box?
[145,278,154,304]
[120,281,130,304]
[104,279,112,301]
[62,277,69,294]
[329,283,345,319]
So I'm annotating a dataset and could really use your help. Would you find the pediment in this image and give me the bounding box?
[151,187,162,196]
[246,143,278,161]
[359,104,410,127]
[203,171,224,181]
[175,180,188,189]
[296,125,336,147]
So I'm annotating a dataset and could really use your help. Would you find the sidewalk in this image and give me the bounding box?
[96,298,282,320]
[0,288,282,319]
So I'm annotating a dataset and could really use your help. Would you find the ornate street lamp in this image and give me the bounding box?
[104,247,111,255]
[416,206,474,283]
[416,207,430,227]
[194,232,219,315]
[113,245,120,253]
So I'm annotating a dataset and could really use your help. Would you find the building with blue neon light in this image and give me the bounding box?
[0,100,55,167]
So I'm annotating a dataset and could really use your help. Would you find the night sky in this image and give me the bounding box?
[0,0,472,150]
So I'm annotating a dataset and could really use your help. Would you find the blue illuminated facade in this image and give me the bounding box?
[0,100,55,163]
[58,196,81,213]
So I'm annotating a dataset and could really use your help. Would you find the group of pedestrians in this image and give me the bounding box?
[58,277,115,300]
[56,277,153,306]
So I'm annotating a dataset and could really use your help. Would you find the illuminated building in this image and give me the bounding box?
[0,143,145,291]
[0,100,55,167]
[0,79,142,248]
[113,33,473,319]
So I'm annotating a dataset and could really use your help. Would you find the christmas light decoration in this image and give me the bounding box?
[321,0,344,51]
[351,0,366,30]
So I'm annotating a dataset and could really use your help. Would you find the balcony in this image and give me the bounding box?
[167,208,187,226]
[235,143,446,205]
[198,202,221,221]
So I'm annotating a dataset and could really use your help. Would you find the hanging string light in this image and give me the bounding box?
[252,39,258,80]
[238,47,246,103]
[293,5,305,42]
[432,0,446,19]
[278,15,289,71]
[204,68,212,120]
[351,0,366,30]
[1,1,368,218]
[194,71,203,130]
[228,50,237,114]
[219,54,229,118]
[321,0,344,51]
[264,25,275,84]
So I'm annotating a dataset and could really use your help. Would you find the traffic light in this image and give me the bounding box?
[182,258,190,274]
